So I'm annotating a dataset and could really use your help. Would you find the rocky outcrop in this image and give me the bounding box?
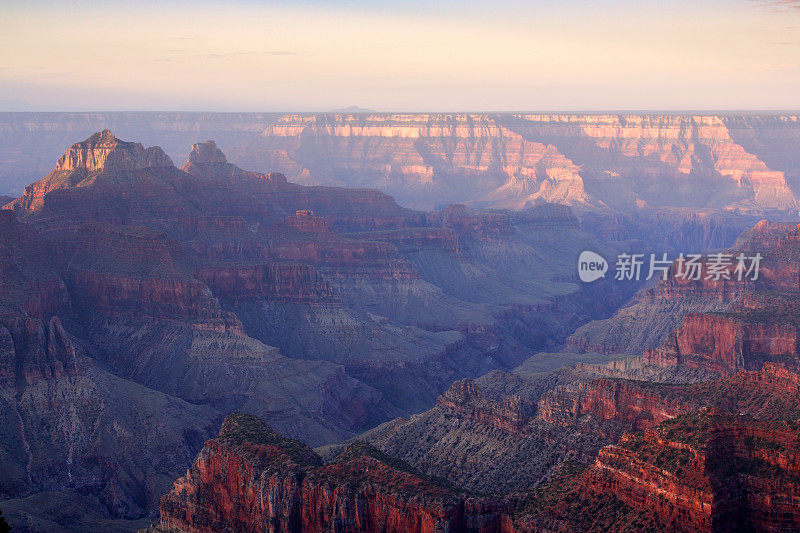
[195,263,337,304]
[153,413,503,533]
[53,129,173,172]
[536,378,689,431]
[436,379,530,434]
[184,140,227,166]
[576,411,800,532]
[647,312,800,373]
[6,130,173,213]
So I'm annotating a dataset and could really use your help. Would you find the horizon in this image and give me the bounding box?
[3,109,800,114]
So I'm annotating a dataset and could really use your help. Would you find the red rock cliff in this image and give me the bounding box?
[154,413,504,533]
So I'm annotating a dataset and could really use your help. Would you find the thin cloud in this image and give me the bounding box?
[198,51,297,59]
[161,49,298,59]
[752,0,800,10]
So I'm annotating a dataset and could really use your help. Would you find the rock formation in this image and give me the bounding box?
[227,113,800,212]
[0,131,627,529]
[153,413,504,533]
[155,359,800,532]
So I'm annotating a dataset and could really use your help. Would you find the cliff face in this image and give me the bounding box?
[0,297,218,521]
[226,113,800,212]
[536,378,689,431]
[647,312,800,373]
[502,364,800,532]
[574,411,800,532]
[158,362,800,533]
[243,114,593,211]
[570,217,800,359]
[183,140,227,166]
[508,114,798,211]
[195,263,337,304]
[610,220,800,376]
[154,413,503,533]
[436,379,530,434]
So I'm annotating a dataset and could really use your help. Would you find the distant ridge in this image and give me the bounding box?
[329,105,375,113]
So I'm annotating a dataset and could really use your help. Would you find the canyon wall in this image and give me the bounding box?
[232,113,800,212]
[5,113,800,216]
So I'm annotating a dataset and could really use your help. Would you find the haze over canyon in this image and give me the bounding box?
[3,112,800,214]
[0,113,799,532]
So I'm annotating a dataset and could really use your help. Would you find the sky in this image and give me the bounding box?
[0,0,799,111]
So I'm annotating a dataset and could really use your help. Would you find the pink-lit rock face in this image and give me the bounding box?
[6,130,174,213]
[242,114,594,211]
[226,113,800,211]
[510,114,797,207]
[54,129,174,172]
[184,140,228,166]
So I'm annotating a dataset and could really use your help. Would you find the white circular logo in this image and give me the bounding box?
[578,251,608,283]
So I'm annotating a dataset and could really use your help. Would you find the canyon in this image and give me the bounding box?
[0,130,629,530]
[3,121,800,532]
[146,217,800,532]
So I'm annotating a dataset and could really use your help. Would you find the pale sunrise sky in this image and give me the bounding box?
[1,0,799,111]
